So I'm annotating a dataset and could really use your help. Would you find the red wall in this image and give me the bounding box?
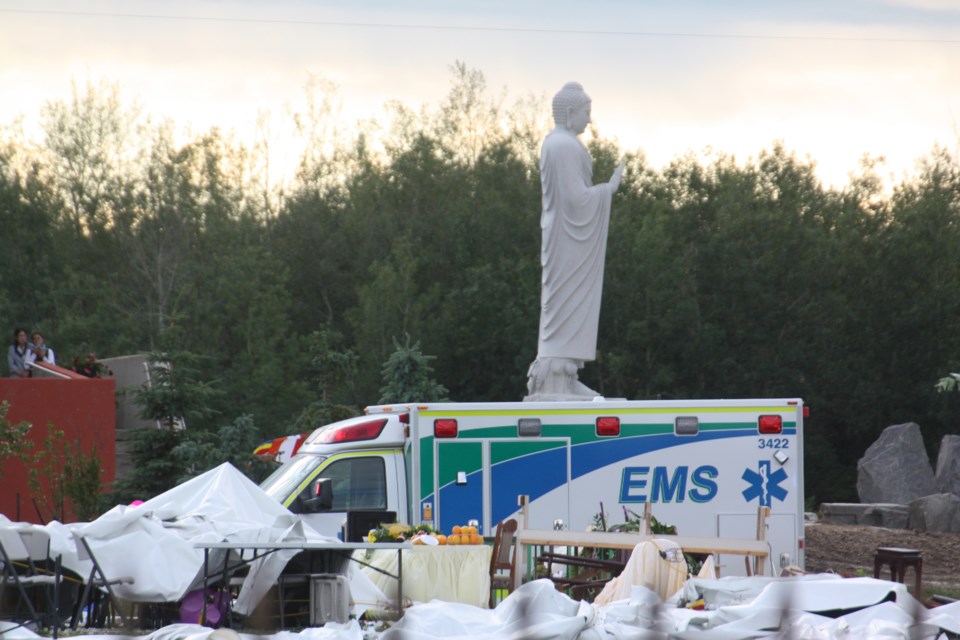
[0,377,116,523]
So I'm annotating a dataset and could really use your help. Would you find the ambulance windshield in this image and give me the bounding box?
[260,454,325,503]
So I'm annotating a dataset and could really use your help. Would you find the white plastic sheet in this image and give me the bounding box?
[11,488,960,640]
[73,463,338,613]
[15,573,960,640]
[593,539,688,606]
[382,579,594,640]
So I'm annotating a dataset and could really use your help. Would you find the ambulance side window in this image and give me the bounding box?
[299,457,387,511]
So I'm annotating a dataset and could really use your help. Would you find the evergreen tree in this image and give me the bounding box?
[378,336,448,404]
[115,343,221,502]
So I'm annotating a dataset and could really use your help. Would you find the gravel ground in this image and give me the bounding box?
[804,522,960,597]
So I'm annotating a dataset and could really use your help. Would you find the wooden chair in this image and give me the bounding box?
[488,518,518,608]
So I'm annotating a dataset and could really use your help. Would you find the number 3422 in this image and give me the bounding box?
[758,438,789,449]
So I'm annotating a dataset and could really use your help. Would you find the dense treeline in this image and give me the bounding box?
[4,67,960,506]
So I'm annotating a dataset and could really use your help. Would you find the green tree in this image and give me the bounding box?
[378,336,448,403]
[116,346,221,501]
[0,401,32,478]
[134,349,220,431]
[289,329,361,434]
[40,79,143,235]
[28,424,105,522]
[171,415,276,483]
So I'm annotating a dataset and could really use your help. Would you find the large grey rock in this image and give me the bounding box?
[908,493,960,532]
[857,423,935,504]
[935,434,960,494]
[819,503,910,529]
[867,504,911,529]
[818,503,866,525]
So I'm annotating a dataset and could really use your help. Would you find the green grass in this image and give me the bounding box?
[924,584,960,603]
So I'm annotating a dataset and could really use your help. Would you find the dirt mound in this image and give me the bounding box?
[805,522,960,592]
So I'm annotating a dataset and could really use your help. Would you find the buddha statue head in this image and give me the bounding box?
[552,82,592,134]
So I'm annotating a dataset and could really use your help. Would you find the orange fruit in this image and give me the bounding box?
[436,534,447,545]
[452,525,462,535]
[447,534,460,545]
[468,526,478,535]
[472,533,483,545]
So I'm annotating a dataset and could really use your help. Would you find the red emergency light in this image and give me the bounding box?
[596,417,620,437]
[316,418,387,444]
[434,419,458,438]
[758,415,783,434]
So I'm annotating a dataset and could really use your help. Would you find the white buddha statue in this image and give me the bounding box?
[525,82,624,401]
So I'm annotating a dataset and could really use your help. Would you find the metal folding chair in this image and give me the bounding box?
[0,526,62,636]
[71,535,135,629]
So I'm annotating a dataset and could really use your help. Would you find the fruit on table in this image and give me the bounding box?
[440,525,483,544]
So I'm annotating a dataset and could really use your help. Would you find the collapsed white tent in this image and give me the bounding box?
[384,576,960,640]
[8,469,960,638]
[6,573,960,639]
[65,463,348,614]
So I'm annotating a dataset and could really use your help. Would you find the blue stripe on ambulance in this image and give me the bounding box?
[426,425,797,528]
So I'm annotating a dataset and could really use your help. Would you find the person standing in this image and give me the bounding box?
[25,331,56,366]
[7,328,30,377]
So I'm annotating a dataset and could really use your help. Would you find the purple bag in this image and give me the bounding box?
[179,588,229,627]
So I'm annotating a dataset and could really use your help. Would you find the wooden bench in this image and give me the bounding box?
[537,551,628,598]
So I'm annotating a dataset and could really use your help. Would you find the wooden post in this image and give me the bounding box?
[643,501,652,535]
[754,506,770,576]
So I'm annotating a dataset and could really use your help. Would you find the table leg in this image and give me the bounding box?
[200,549,209,626]
[397,549,403,618]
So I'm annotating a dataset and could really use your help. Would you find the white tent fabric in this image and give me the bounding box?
[9,475,960,639]
[71,463,338,613]
[593,539,688,606]
[7,574,960,639]
[2,466,387,617]
[0,515,90,578]
[382,580,595,640]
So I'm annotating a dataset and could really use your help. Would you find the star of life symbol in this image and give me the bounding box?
[741,460,788,507]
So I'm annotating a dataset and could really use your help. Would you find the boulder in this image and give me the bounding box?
[857,423,935,504]
[935,434,960,494]
[908,493,960,533]
[818,503,909,529]
[818,503,864,525]
[866,504,911,529]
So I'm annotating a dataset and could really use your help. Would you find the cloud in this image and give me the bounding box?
[3,0,960,189]
[879,0,960,13]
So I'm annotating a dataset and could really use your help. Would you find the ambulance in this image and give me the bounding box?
[259,398,806,574]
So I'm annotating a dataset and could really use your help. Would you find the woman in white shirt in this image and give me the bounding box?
[25,331,55,366]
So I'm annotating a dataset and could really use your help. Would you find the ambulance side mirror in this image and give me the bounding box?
[302,478,333,513]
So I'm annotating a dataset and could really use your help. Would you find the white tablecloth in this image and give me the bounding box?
[355,544,492,608]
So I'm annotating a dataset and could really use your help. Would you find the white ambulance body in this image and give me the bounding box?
[260,398,805,574]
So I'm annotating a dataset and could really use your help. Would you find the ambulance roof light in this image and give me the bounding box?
[316,418,388,444]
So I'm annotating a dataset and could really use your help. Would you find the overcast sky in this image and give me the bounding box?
[3,0,960,187]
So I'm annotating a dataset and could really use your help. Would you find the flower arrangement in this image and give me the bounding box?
[71,353,113,378]
[366,522,440,543]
